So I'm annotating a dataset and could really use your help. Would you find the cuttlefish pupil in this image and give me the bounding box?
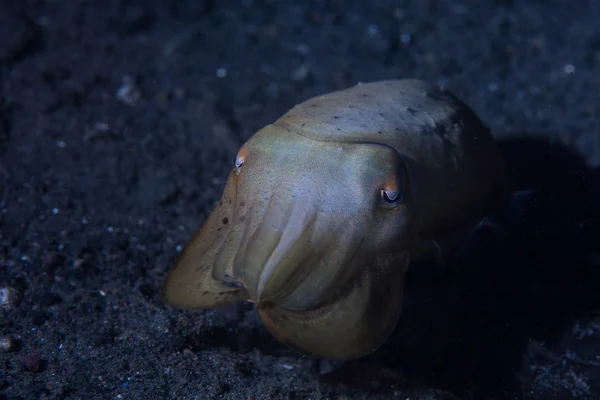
[162,79,509,360]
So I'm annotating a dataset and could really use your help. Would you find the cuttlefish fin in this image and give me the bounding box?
[256,252,409,360]
[162,172,248,309]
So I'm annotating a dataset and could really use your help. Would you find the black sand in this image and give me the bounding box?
[1,1,599,399]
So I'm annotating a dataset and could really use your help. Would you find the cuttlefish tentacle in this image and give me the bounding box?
[258,250,410,360]
[275,211,370,311]
[251,200,321,305]
[236,191,294,301]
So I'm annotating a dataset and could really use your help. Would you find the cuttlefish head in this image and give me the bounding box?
[162,124,412,359]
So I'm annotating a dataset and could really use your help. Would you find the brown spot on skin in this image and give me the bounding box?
[222,217,229,225]
[239,201,246,207]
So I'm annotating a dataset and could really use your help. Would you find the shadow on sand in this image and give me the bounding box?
[321,134,600,398]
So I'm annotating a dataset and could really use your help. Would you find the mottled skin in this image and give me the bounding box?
[162,79,509,360]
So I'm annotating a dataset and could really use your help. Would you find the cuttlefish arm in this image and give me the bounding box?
[163,168,249,309]
[258,251,410,360]
[163,127,413,359]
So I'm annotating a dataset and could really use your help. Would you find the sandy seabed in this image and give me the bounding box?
[1,1,599,399]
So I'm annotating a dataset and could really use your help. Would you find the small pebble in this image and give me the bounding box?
[291,64,310,81]
[0,336,15,352]
[563,63,576,74]
[116,76,141,106]
[23,354,42,373]
[216,67,227,78]
[83,122,115,141]
[400,33,411,45]
[0,287,21,309]
[367,24,380,37]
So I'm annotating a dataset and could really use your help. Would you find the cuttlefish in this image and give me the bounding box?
[162,79,509,360]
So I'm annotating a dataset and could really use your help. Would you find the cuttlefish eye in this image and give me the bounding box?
[235,154,244,175]
[378,158,408,209]
[380,187,403,208]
